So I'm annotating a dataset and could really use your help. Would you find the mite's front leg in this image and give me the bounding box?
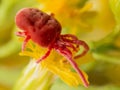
[22,35,31,51]
[36,47,52,63]
[15,31,26,37]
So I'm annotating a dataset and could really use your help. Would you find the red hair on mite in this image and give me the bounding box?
[15,8,89,87]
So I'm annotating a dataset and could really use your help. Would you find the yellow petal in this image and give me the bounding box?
[20,40,89,86]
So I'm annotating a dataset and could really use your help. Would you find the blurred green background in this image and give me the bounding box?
[0,0,120,90]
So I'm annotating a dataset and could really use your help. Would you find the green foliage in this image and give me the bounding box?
[109,0,120,24]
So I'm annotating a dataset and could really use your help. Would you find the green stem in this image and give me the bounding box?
[92,52,120,64]
[92,25,120,49]
[13,60,55,90]
[90,0,120,62]
[90,25,120,63]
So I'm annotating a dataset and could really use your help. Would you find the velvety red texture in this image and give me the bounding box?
[15,8,61,47]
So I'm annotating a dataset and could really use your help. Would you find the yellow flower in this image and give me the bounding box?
[19,39,89,87]
[37,0,115,42]
[37,0,93,34]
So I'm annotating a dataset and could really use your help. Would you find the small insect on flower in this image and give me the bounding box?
[15,8,89,87]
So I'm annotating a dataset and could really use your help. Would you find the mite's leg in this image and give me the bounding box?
[15,31,26,37]
[55,46,89,87]
[36,47,52,63]
[61,34,79,48]
[22,36,31,51]
[73,40,89,59]
[61,36,89,59]
[61,34,78,40]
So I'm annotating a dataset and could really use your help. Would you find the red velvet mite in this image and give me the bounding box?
[15,8,89,87]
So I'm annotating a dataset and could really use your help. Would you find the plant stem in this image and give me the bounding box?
[14,60,55,90]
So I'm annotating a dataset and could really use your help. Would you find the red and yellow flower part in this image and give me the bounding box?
[15,7,90,87]
[19,38,89,87]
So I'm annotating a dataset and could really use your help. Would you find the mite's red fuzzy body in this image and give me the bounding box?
[15,8,89,87]
[15,8,61,47]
